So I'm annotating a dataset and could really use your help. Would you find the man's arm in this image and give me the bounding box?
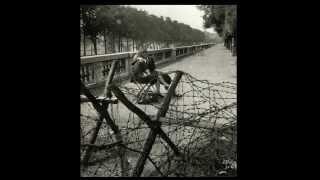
[158,72,170,88]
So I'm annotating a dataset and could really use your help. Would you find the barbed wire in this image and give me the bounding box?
[80,71,236,177]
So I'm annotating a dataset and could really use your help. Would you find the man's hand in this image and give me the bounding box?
[145,69,151,75]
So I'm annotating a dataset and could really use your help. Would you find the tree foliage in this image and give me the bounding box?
[80,5,211,55]
[80,5,103,54]
[198,5,237,38]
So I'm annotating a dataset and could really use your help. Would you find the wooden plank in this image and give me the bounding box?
[80,95,118,104]
[151,116,235,131]
[109,84,159,129]
[81,83,117,166]
[81,82,120,136]
[81,62,129,175]
[81,141,122,151]
[80,82,124,168]
[132,124,159,177]
[156,71,183,119]
[109,84,181,156]
[103,60,118,98]
[81,82,130,176]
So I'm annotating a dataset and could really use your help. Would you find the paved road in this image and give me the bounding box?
[159,43,236,84]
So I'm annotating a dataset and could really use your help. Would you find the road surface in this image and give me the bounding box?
[159,43,236,83]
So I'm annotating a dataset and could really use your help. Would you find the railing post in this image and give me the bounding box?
[171,47,176,61]
[103,60,118,97]
[126,54,131,76]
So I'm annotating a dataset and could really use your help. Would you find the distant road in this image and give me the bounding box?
[159,43,236,84]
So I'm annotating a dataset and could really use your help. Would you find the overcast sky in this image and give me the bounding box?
[128,5,216,34]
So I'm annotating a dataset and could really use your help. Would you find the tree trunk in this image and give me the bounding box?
[89,36,98,55]
[121,38,123,52]
[110,33,113,53]
[104,29,107,54]
[112,33,116,53]
[118,34,121,52]
[111,33,113,53]
[83,31,86,56]
[122,38,124,52]
[126,38,129,52]
[136,41,139,51]
[93,37,98,55]
[81,8,86,56]
[120,36,122,52]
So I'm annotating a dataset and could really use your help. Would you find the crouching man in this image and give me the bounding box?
[130,49,174,102]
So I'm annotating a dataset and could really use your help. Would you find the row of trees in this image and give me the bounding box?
[80,5,211,56]
[197,5,237,55]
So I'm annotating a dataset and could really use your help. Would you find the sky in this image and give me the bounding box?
[128,5,216,34]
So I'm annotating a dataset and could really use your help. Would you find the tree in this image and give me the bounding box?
[198,5,236,54]
[95,5,116,53]
[81,5,104,55]
[198,5,236,38]
[81,5,210,56]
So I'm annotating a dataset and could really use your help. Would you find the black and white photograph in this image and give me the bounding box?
[80,4,237,177]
